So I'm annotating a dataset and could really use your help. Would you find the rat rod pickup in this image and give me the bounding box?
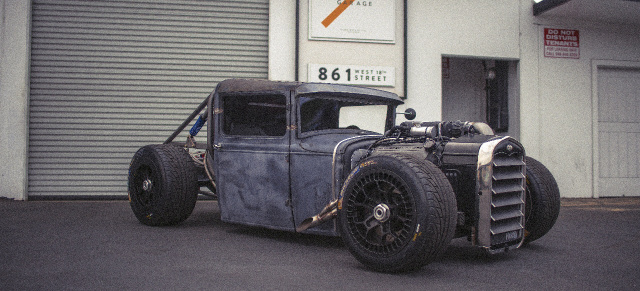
[128,79,560,272]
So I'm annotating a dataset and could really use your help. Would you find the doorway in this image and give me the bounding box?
[441,57,519,138]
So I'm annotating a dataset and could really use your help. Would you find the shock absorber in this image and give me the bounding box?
[189,110,208,137]
[186,110,208,147]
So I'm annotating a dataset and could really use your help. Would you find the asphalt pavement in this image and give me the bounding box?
[1,197,639,290]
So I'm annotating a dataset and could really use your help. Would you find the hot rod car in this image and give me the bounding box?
[128,79,560,272]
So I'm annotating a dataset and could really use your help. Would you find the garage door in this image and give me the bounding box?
[29,0,268,198]
[597,67,640,197]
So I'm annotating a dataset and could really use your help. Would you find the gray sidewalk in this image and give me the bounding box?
[1,198,639,290]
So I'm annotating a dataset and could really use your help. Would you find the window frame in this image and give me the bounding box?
[295,93,396,139]
[220,93,289,138]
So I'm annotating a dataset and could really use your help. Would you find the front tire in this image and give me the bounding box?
[128,144,199,226]
[523,156,561,244]
[337,154,457,273]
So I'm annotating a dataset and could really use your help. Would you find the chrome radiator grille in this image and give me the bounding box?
[476,137,526,252]
[489,154,525,247]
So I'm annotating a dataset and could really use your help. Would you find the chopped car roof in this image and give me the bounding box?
[216,79,403,105]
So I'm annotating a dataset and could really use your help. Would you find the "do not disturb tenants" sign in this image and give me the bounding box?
[544,28,580,59]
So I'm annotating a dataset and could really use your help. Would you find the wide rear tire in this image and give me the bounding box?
[337,154,457,273]
[523,156,561,244]
[128,144,199,226]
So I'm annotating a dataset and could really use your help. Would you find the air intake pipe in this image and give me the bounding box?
[391,121,495,139]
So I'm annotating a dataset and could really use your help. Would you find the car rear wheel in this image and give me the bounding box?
[523,156,561,244]
[337,154,457,273]
[128,144,199,226]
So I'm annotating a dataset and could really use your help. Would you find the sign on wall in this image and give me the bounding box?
[544,28,580,59]
[309,0,396,43]
[308,64,395,87]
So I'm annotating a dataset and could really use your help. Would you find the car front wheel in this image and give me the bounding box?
[337,154,457,273]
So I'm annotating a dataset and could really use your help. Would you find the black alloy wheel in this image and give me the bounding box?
[338,154,457,273]
[128,144,199,226]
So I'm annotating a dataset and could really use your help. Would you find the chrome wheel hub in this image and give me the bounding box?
[142,179,152,191]
[373,203,391,222]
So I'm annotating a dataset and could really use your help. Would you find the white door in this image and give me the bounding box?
[597,67,640,197]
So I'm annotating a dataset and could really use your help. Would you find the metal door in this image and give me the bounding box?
[29,0,269,198]
[212,93,294,230]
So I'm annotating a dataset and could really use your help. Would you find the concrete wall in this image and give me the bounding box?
[0,0,30,200]
[520,5,640,197]
[405,0,520,120]
[268,0,296,82]
[297,0,405,96]
[407,0,640,198]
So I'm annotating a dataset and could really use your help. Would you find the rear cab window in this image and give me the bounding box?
[222,94,287,137]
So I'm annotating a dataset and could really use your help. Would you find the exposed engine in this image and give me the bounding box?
[386,120,495,139]
[357,120,527,253]
[362,120,496,167]
[299,120,501,233]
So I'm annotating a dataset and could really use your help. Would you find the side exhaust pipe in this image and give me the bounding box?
[296,199,338,232]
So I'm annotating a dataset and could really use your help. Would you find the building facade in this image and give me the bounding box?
[2,0,639,200]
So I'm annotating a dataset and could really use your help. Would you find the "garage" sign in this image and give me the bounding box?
[544,28,580,59]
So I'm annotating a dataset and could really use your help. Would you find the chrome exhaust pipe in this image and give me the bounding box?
[296,199,338,232]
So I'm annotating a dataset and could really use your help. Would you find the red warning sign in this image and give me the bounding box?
[544,28,580,59]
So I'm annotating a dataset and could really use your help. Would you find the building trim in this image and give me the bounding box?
[0,0,31,200]
[533,0,571,16]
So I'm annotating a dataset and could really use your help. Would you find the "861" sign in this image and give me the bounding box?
[308,64,395,87]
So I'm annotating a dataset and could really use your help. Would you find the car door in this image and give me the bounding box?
[213,92,294,231]
[289,95,355,236]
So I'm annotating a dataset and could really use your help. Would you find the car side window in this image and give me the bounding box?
[222,94,287,137]
[298,96,389,134]
[299,97,340,132]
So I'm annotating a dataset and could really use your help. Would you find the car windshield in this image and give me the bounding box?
[298,96,390,135]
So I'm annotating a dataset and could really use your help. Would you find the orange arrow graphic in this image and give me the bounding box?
[322,1,352,28]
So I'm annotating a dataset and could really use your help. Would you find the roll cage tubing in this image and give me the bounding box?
[164,91,213,145]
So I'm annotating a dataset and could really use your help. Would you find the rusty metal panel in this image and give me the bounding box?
[290,151,336,236]
[215,142,294,231]
[213,92,293,230]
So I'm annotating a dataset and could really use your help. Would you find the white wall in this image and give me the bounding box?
[297,0,405,96]
[0,0,30,200]
[268,0,296,81]
[407,0,640,198]
[406,0,520,121]
[533,22,640,197]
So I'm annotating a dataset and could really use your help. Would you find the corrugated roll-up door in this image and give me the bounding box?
[29,0,269,198]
